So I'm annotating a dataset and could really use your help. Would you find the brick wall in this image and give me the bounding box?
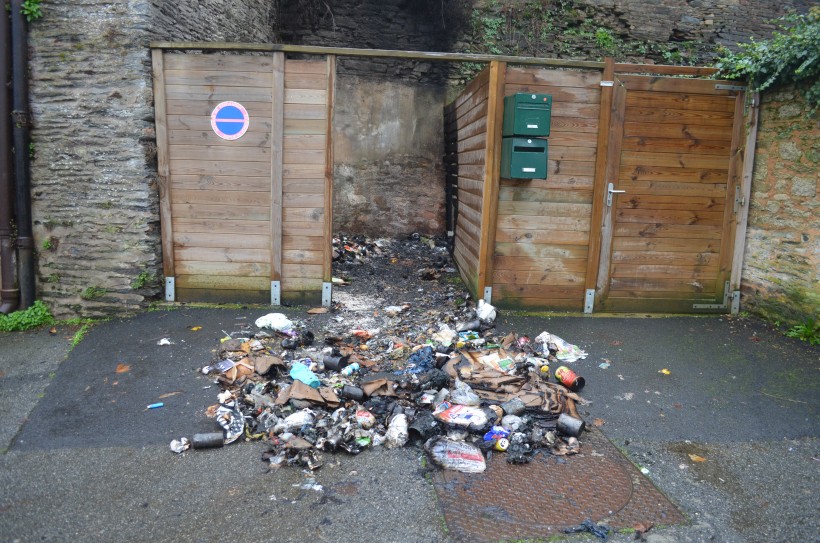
[741,86,819,324]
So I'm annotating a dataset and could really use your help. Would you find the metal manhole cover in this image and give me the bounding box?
[432,427,685,542]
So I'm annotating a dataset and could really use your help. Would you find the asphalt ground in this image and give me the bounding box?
[0,306,818,543]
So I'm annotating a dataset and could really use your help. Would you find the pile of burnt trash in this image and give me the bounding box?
[173,301,591,474]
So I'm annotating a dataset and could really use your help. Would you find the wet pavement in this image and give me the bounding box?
[0,237,817,542]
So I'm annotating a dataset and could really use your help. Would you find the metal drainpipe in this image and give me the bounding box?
[0,5,20,314]
[10,0,35,310]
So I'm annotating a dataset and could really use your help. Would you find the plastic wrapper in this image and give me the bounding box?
[425,437,486,473]
[476,299,497,323]
[450,379,481,406]
[274,409,315,433]
[534,331,588,362]
[433,402,489,431]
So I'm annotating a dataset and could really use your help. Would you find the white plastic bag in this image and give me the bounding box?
[255,313,294,331]
[476,299,497,323]
[534,331,588,362]
[425,437,486,473]
[385,413,409,448]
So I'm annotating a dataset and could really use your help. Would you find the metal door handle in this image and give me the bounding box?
[606,182,626,206]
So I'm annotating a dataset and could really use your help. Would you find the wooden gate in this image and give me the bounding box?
[447,60,751,314]
[151,49,334,305]
[595,76,744,312]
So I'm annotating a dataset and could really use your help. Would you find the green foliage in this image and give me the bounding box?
[785,317,819,345]
[0,300,55,332]
[715,8,820,112]
[21,0,43,22]
[70,323,91,349]
[595,28,615,52]
[41,238,54,251]
[80,286,106,300]
[45,273,60,283]
[131,271,155,290]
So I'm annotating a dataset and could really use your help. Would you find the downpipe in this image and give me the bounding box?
[10,0,35,310]
[0,3,19,313]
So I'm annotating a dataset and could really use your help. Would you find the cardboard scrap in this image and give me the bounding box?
[275,380,339,408]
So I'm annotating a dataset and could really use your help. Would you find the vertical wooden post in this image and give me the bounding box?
[477,60,505,300]
[584,57,615,311]
[716,89,748,302]
[151,48,174,280]
[323,55,336,283]
[595,78,627,299]
[270,53,285,286]
[728,92,760,310]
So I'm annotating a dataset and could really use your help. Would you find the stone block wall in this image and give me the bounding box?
[741,87,819,325]
[28,0,274,318]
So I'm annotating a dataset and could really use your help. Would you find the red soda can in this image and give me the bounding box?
[555,366,585,390]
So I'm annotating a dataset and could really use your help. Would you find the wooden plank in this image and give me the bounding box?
[281,221,328,237]
[477,62,504,298]
[152,49,174,277]
[546,145,597,162]
[729,93,760,296]
[624,90,736,113]
[614,208,724,226]
[612,237,720,252]
[504,84,600,104]
[282,134,326,150]
[283,119,327,135]
[271,52,285,283]
[620,165,728,184]
[171,203,270,221]
[282,249,323,265]
[494,296,583,311]
[173,217,270,235]
[547,159,595,176]
[284,89,326,105]
[167,129,271,147]
[282,235,326,251]
[170,159,270,177]
[323,55,335,283]
[164,69,272,87]
[283,103,326,120]
[497,201,592,218]
[167,114,271,133]
[608,277,718,293]
[171,189,271,207]
[610,264,719,279]
[495,227,590,245]
[283,207,324,223]
[283,163,325,178]
[623,180,727,198]
[164,84,272,101]
[170,174,271,193]
[176,287,270,304]
[497,186,592,204]
[174,232,270,249]
[170,144,271,162]
[177,274,270,290]
[624,106,735,126]
[614,63,718,77]
[164,53,275,73]
[622,122,734,141]
[621,136,733,155]
[493,269,585,286]
[282,263,324,279]
[585,57,614,295]
[620,151,730,170]
[175,261,270,277]
[495,243,588,259]
[166,100,272,117]
[716,90,747,297]
[620,75,740,96]
[500,175,594,192]
[496,214,590,231]
[494,255,588,273]
[613,223,722,240]
[282,180,324,194]
[175,246,269,263]
[595,78,627,298]
[285,59,328,74]
[616,194,725,211]
[281,277,323,290]
[505,67,602,88]
[283,148,326,164]
[284,72,327,90]
[612,250,719,265]
[551,117,599,134]
[493,283,585,300]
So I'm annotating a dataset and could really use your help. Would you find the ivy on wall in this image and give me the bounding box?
[715,8,819,113]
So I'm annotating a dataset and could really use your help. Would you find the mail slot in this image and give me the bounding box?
[500,137,548,179]
[502,93,552,137]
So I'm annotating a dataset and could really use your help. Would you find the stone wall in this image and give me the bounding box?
[28,0,274,318]
[741,86,819,325]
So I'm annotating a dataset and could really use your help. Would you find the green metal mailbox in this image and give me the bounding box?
[502,93,552,137]
[500,137,548,179]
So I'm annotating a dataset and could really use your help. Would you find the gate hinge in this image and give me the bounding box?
[733,185,746,213]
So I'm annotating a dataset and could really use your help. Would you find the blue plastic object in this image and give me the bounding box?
[290,362,321,388]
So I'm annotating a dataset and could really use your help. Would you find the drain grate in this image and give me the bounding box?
[432,428,685,542]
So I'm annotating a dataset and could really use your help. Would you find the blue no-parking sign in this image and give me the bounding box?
[210,101,250,140]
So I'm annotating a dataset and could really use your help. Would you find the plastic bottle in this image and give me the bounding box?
[341,362,360,376]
